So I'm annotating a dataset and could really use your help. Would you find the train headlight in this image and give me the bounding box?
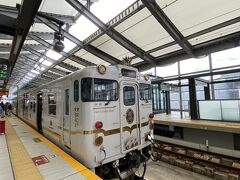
[95,136,103,146]
[149,113,154,119]
[97,64,106,74]
[144,74,149,81]
[95,121,103,129]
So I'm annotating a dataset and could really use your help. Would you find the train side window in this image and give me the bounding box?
[65,89,69,115]
[140,83,151,100]
[74,80,79,102]
[48,94,56,115]
[81,78,93,101]
[94,79,118,101]
[123,86,135,106]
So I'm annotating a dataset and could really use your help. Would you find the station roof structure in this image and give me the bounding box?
[0,0,239,94]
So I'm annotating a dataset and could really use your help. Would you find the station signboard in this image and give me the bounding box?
[0,59,8,79]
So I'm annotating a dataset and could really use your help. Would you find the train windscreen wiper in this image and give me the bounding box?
[105,100,111,106]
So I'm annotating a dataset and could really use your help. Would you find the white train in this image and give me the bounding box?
[13,64,154,179]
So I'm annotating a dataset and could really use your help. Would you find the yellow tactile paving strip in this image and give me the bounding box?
[11,115,101,180]
[5,118,43,180]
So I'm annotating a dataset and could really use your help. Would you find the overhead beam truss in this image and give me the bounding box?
[66,0,156,65]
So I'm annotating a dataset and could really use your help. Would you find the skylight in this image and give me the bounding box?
[27,72,36,77]
[69,0,135,41]
[63,38,77,52]
[91,0,136,23]
[31,69,40,74]
[25,76,33,80]
[69,16,98,41]
[42,60,53,66]
[39,58,44,63]
[46,49,62,60]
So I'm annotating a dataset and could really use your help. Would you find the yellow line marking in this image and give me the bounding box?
[5,118,43,180]
[12,115,102,180]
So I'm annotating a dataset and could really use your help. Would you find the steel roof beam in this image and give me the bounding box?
[0,43,47,52]
[28,34,95,66]
[12,66,30,73]
[50,68,69,76]
[41,74,56,80]
[43,71,62,78]
[6,0,42,88]
[58,62,79,72]
[66,0,156,65]
[84,0,144,45]
[23,46,56,63]
[36,16,120,65]
[0,4,75,25]
[19,55,39,63]
[142,0,193,56]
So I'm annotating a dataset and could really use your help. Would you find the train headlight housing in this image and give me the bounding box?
[95,136,103,146]
[144,74,150,81]
[95,121,103,129]
[149,113,154,119]
[97,64,106,74]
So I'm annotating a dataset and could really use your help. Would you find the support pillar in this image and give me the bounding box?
[204,84,211,100]
[165,91,171,115]
[188,78,198,119]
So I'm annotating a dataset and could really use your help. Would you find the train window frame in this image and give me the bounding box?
[48,94,56,116]
[81,78,119,102]
[140,83,151,100]
[73,80,79,102]
[65,89,70,115]
[123,86,135,106]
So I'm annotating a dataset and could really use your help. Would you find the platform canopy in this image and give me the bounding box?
[0,0,239,93]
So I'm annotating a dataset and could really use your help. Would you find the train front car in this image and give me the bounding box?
[74,64,153,179]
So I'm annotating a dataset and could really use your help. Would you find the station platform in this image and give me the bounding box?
[154,113,240,134]
[0,115,101,180]
[153,113,240,158]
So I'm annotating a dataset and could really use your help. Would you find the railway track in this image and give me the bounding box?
[149,139,240,180]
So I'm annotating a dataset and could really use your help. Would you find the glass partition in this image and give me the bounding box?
[198,100,240,122]
[199,101,222,120]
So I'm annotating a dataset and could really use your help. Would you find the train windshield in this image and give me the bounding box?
[140,83,151,100]
[81,78,118,102]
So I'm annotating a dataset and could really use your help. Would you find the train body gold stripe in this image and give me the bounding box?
[17,114,150,136]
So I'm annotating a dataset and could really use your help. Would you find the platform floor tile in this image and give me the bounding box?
[0,135,14,180]
[7,117,86,180]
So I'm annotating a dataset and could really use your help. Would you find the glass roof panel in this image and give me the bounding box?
[69,16,98,41]
[116,8,173,51]
[91,36,134,60]
[156,0,240,36]
[63,38,77,53]
[91,0,136,23]
[42,60,53,66]
[27,72,36,77]
[39,0,78,16]
[46,49,62,60]
[31,69,40,74]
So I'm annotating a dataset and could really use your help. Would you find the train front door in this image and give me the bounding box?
[36,93,43,133]
[120,82,140,153]
[63,88,71,148]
